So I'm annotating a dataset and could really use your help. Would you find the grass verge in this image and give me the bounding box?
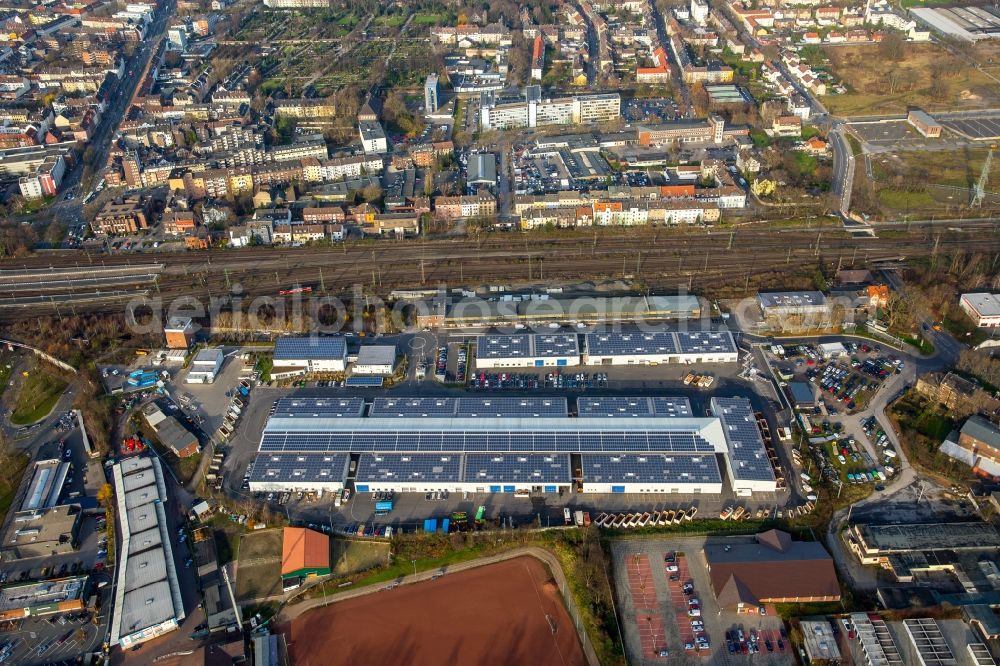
[10,368,67,425]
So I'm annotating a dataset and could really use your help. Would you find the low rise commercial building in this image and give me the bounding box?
[847,521,1000,581]
[961,293,1000,328]
[111,456,185,648]
[1,504,81,560]
[272,336,347,374]
[352,345,396,375]
[186,347,224,384]
[0,576,87,621]
[476,333,580,368]
[582,330,738,365]
[704,530,840,611]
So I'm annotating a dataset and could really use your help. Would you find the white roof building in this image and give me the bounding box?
[185,347,224,384]
[110,456,184,648]
[352,345,397,375]
[961,293,1000,328]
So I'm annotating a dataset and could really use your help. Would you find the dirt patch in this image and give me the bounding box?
[236,529,283,602]
[331,539,389,576]
[822,43,1000,116]
[278,556,586,666]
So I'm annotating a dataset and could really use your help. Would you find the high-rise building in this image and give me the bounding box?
[424,73,439,114]
[123,150,141,188]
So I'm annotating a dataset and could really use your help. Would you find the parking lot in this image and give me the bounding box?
[0,419,113,664]
[612,537,795,665]
[849,120,922,144]
[940,113,1000,141]
[623,98,681,123]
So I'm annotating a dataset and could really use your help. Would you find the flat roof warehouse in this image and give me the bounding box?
[248,395,777,496]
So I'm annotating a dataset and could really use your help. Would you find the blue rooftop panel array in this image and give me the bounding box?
[711,397,775,483]
[581,453,722,485]
[462,453,572,484]
[370,397,568,418]
[356,453,461,482]
[577,396,692,418]
[273,336,346,361]
[585,331,678,356]
[345,376,384,387]
[476,334,579,360]
[249,453,350,484]
[272,397,365,419]
[259,430,716,454]
[675,330,737,354]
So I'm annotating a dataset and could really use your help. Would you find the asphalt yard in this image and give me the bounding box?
[941,114,1000,141]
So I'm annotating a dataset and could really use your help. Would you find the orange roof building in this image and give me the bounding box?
[281,527,331,580]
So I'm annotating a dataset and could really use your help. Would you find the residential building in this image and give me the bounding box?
[92,196,147,235]
[359,122,388,154]
[434,193,496,219]
[424,73,439,114]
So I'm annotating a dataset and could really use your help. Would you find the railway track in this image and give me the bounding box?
[1,223,996,320]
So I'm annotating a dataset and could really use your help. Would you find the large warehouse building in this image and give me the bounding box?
[582,330,738,365]
[476,329,738,368]
[110,456,185,649]
[248,395,776,496]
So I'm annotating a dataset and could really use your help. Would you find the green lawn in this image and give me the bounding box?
[373,14,406,27]
[0,451,28,525]
[878,188,936,209]
[10,370,67,425]
[412,13,447,25]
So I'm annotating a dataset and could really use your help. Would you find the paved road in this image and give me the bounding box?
[43,0,176,242]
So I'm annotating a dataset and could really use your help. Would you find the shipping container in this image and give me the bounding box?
[374,500,393,514]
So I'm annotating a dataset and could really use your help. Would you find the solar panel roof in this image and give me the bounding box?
[710,397,775,483]
[272,397,365,419]
[370,396,568,418]
[249,453,350,484]
[259,429,717,454]
[585,331,678,356]
[476,333,579,359]
[273,336,346,361]
[477,334,531,359]
[357,453,461,482]
[577,396,692,418]
[345,376,384,387]
[581,454,722,485]
[584,329,737,357]
[676,330,737,354]
[463,453,572,483]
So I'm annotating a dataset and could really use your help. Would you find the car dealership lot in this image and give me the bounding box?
[611,537,795,665]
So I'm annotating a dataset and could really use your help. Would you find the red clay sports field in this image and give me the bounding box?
[280,556,587,666]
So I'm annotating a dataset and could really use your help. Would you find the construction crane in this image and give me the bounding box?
[972,144,996,208]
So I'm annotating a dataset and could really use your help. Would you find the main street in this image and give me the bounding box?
[44,0,177,241]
